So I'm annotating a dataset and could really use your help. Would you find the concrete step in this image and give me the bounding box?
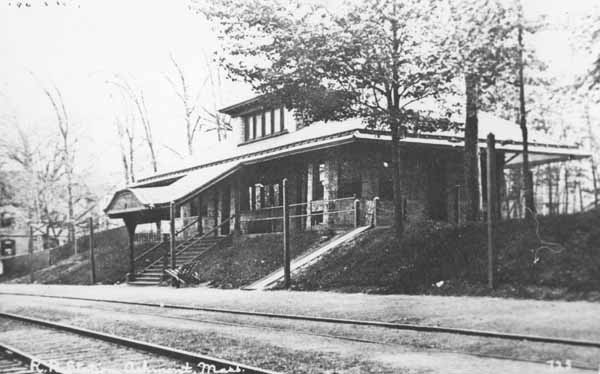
[128,281,161,286]
[135,274,162,279]
[135,278,161,282]
[135,236,224,279]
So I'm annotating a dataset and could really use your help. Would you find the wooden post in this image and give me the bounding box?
[372,197,379,227]
[456,185,461,225]
[306,163,314,230]
[578,182,584,212]
[282,178,291,289]
[28,225,34,283]
[72,220,78,255]
[169,201,176,271]
[162,237,169,270]
[124,217,137,282]
[353,199,360,228]
[486,133,497,289]
[89,217,96,284]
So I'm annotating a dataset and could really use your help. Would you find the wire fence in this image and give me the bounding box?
[240,196,369,234]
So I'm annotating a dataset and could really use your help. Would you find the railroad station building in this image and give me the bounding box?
[104,95,589,239]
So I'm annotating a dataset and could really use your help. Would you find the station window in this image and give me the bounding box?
[252,114,258,139]
[243,117,250,142]
[242,107,286,143]
[0,212,14,228]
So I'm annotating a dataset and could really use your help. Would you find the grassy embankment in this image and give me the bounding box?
[194,230,324,288]
[290,210,600,301]
[5,227,155,285]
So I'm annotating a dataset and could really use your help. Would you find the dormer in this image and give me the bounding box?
[219,95,297,146]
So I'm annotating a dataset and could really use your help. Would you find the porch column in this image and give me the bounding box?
[306,163,314,229]
[203,189,217,234]
[217,187,224,235]
[197,196,203,235]
[231,176,241,235]
[323,158,339,225]
[181,202,193,238]
[155,220,162,241]
[124,217,137,281]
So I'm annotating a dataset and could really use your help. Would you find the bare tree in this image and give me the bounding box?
[0,119,39,220]
[108,76,158,173]
[0,117,69,243]
[516,2,535,218]
[165,53,232,153]
[39,82,77,242]
[165,54,205,156]
[115,116,135,184]
[201,52,232,142]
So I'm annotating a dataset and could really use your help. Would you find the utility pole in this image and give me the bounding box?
[282,178,290,289]
[89,217,96,284]
[486,133,497,289]
[28,225,34,284]
[72,220,78,255]
[169,201,178,287]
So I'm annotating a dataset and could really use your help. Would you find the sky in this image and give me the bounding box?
[0,0,597,197]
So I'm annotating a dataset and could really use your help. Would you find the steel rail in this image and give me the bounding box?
[5,298,600,373]
[26,299,599,372]
[1,291,600,350]
[0,311,282,374]
[0,341,66,374]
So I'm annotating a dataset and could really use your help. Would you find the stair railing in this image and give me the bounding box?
[175,216,201,237]
[133,239,166,269]
[163,215,235,286]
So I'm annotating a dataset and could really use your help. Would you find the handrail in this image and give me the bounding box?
[163,215,236,285]
[133,240,165,263]
[170,214,236,255]
[175,216,201,236]
[191,215,234,243]
[285,196,358,209]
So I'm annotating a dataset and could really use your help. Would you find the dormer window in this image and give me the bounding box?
[243,107,285,142]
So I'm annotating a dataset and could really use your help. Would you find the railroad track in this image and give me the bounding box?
[0,342,44,374]
[1,292,599,372]
[2,291,599,349]
[0,311,281,374]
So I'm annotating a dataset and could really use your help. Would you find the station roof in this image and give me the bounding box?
[104,112,590,219]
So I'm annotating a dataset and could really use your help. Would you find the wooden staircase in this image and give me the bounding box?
[128,235,223,286]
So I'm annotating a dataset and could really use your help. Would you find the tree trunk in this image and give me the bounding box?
[148,144,158,173]
[464,73,480,221]
[578,182,584,212]
[128,136,135,183]
[547,165,553,215]
[564,167,569,214]
[121,153,130,185]
[391,123,404,239]
[585,104,599,208]
[518,23,535,218]
[67,169,74,246]
[592,161,599,209]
